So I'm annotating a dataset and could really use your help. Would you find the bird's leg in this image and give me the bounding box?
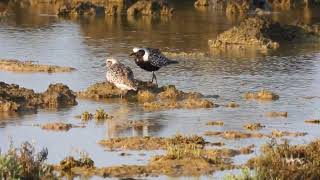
[154,73,158,86]
[151,72,158,86]
[151,72,155,83]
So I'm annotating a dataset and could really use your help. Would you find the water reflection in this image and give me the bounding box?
[0,2,320,174]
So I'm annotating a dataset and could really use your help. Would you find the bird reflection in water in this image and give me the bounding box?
[104,106,162,139]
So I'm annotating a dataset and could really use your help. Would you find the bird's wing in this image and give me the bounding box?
[149,51,169,67]
[112,63,135,85]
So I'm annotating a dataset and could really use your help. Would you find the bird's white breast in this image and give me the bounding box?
[142,48,149,61]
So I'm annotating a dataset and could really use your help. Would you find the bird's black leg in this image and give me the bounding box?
[151,72,154,83]
[152,72,158,86]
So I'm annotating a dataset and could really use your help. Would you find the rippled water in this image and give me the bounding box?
[1,1,320,178]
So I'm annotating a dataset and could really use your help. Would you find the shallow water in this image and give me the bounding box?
[1,1,320,179]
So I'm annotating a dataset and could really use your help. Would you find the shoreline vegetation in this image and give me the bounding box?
[2,138,320,179]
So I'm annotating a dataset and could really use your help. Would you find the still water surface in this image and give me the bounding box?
[0,1,320,179]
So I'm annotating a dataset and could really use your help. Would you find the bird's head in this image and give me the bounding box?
[105,58,118,68]
[130,47,149,61]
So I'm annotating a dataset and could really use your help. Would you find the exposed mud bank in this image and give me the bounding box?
[78,81,217,110]
[0,82,77,112]
[209,16,320,53]
[0,59,76,73]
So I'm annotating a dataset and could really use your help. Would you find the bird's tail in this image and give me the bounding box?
[167,59,179,65]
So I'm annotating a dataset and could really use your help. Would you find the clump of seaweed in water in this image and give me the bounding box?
[225,102,240,108]
[244,89,279,101]
[75,109,111,121]
[81,111,93,121]
[40,122,74,131]
[0,142,54,179]
[94,109,109,120]
[59,155,94,171]
[265,112,288,117]
[206,121,224,126]
[243,123,265,131]
[304,119,320,124]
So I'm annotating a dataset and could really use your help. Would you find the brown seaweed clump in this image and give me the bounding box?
[304,119,320,124]
[265,111,288,117]
[246,139,320,179]
[59,156,94,171]
[41,83,77,108]
[225,101,240,108]
[206,120,224,126]
[0,82,77,112]
[204,130,265,139]
[243,89,279,101]
[99,135,206,151]
[40,123,83,131]
[243,123,265,131]
[0,59,75,73]
[78,81,216,110]
[205,130,307,139]
[271,130,307,138]
[162,51,209,60]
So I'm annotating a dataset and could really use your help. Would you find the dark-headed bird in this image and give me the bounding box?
[129,47,178,85]
[105,58,137,91]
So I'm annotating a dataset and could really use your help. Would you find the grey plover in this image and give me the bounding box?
[129,47,178,85]
[105,58,137,91]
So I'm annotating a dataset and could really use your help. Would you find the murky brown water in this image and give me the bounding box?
[1,1,320,179]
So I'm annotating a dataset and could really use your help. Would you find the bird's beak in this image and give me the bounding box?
[130,52,135,56]
[101,63,106,67]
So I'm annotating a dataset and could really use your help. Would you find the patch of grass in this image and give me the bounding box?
[247,139,320,180]
[0,142,54,179]
[224,168,258,180]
